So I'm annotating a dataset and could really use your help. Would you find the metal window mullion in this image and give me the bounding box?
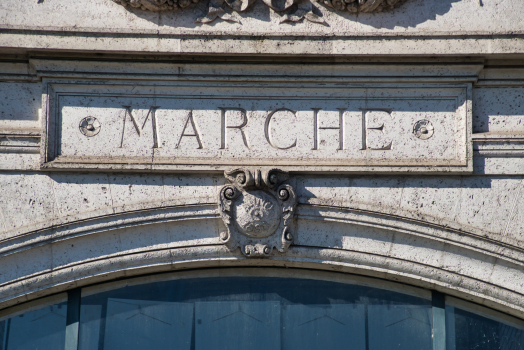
[364,302,370,350]
[432,291,446,350]
[446,304,456,350]
[65,289,82,350]
[3,318,11,350]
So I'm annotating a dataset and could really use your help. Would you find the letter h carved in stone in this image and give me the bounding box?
[218,168,297,257]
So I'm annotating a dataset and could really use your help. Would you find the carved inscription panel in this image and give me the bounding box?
[44,84,471,173]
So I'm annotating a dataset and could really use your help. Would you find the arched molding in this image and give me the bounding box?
[0,201,523,320]
[299,204,524,265]
[1,200,522,265]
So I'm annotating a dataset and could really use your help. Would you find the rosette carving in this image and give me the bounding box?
[218,168,296,258]
[112,0,408,25]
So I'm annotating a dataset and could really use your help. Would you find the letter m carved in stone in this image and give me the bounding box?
[120,106,161,148]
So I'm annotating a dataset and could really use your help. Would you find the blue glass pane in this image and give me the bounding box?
[368,303,432,350]
[282,304,366,350]
[195,301,280,350]
[0,302,67,350]
[79,275,433,350]
[105,299,192,349]
[447,305,524,350]
[79,299,192,350]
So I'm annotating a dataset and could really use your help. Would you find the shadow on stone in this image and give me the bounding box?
[354,0,462,30]
[115,0,462,29]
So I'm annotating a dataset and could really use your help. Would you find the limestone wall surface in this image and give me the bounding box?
[1,0,522,35]
[0,0,523,55]
[0,0,524,322]
[1,171,524,317]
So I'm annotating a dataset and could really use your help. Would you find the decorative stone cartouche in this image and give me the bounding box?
[218,168,297,257]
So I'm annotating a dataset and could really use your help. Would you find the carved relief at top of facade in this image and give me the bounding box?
[112,0,407,25]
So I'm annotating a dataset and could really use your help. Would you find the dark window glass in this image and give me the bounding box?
[79,275,432,350]
[1,271,523,349]
[0,302,67,350]
[446,305,524,350]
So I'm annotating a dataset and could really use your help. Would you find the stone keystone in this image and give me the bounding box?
[218,168,297,258]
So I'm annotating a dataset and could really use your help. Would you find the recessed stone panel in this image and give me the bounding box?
[42,82,471,173]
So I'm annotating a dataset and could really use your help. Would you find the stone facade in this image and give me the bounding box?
[0,0,524,326]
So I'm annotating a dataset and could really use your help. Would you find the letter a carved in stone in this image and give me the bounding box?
[218,168,296,257]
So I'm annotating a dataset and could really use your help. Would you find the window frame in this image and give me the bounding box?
[0,268,523,350]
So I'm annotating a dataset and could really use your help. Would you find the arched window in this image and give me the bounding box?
[1,269,523,350]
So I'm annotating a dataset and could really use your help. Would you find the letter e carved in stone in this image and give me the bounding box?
[361,109,393,150]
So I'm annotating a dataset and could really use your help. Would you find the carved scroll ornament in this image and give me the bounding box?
[218,168,296,258]
[113,0,407,25]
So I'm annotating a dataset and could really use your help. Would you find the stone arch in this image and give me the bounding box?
[1,200,523,319]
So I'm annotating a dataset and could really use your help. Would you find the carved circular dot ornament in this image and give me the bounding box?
[284,228,293,242]
[79,117,101,137]
[413,120,434,140]
[224,187,237,200]
[234,190,280,238]
[236,173,246,184]
[279,189,290,201]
